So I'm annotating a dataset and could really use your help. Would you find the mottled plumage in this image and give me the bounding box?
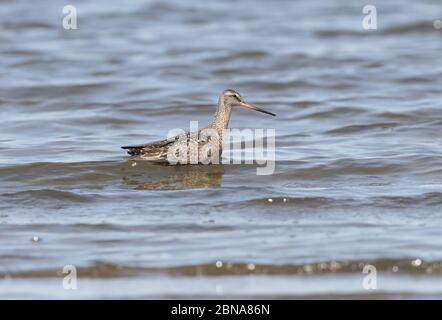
[122,89,275,164]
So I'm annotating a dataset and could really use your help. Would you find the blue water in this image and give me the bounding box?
[0,0,441,298]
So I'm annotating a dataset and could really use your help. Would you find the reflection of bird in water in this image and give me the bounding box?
[123,162,225,190]
[122,89,275,164]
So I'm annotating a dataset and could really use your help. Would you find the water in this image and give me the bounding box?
[0,0,441,299]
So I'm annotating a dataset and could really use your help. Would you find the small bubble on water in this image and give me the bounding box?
[31,236,40,242]
[283,198,287,203]
[268,198,273,203]
[303,264,313,274]
[131,162,137,167]
[247,263,255,271]
[215,261,223,268]
[411,259,422,267]
[392,266,399,272]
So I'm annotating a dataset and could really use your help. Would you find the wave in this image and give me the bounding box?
[233,192,442,210]
[0,189,96,207]
[325,122,399,135]
[373,192,442,208]
[3,258,441,279]
[315,21,437,38]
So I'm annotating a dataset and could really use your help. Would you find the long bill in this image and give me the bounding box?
[239,100,276,116]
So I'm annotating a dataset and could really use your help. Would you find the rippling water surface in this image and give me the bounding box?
[1,0,442,298]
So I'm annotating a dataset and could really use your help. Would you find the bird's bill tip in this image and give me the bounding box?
[239,101,276,116]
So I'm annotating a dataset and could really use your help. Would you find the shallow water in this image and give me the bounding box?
[1,0,442,299]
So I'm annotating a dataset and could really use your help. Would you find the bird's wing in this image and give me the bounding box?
[122,132,192,161]
[122,130,215,162]
[121,137,175,158]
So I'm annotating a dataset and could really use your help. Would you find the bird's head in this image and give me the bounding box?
[220,89,276,117]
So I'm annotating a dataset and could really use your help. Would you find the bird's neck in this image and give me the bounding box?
[210,98,232,132]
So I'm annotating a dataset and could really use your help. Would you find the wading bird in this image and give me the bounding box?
[122,89,275,164]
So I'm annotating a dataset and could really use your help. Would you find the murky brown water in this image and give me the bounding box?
[0,0,442,298]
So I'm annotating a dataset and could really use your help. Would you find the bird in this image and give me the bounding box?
[122,89,276,164]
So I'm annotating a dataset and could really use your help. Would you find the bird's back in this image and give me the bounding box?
[122,136,178,162]
[122,128,222,164]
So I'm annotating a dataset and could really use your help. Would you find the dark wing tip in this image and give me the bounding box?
[121,145,144,156]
